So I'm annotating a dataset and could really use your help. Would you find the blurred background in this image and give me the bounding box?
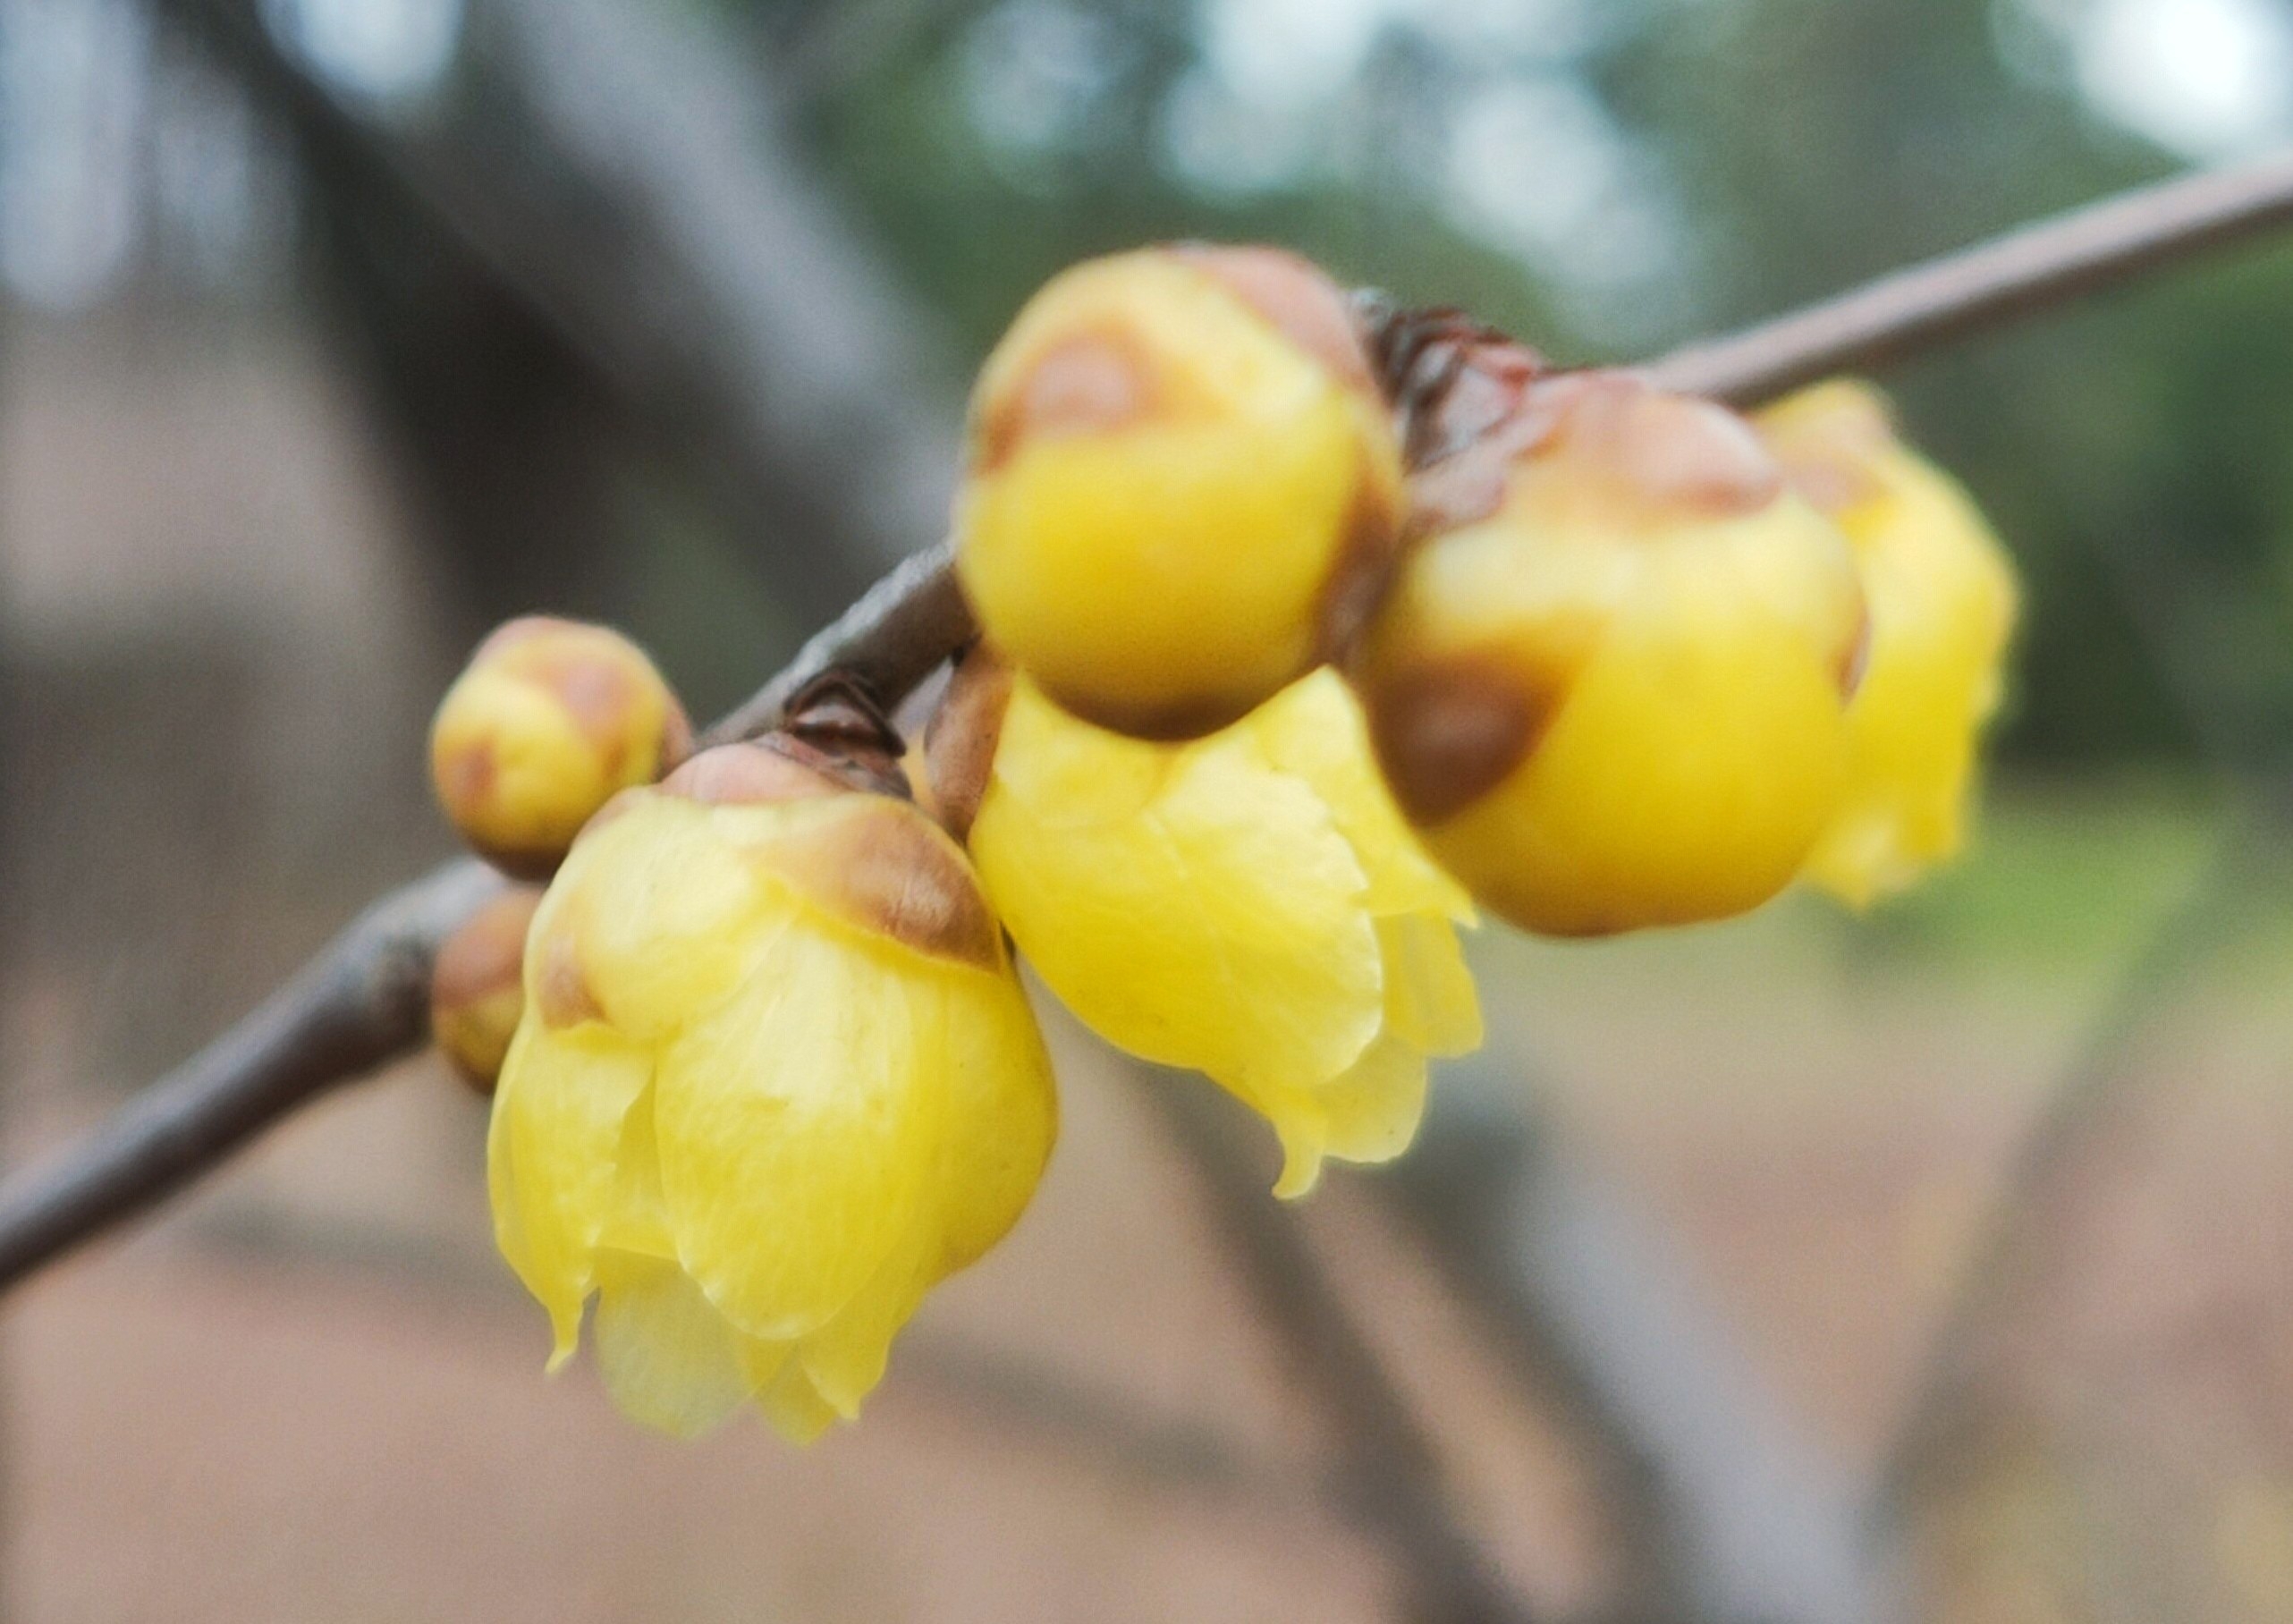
[6,0,2293,1618]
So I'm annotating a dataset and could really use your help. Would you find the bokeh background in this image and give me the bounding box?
[6,0,2293,1619]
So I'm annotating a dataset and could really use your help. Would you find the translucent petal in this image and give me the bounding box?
[1375,915,1483,1058]
[1317,1034,1431,1169]
[798,1225,934,1419]
[1806,461,2017,905]
[591,1248,757,1438]
[975,680,1383,1095]
[490,1019,652,1365]
[597,1085,675,1260]
[1262,1082,1332,1200]
[925,967,1059,1275]
[755,1362,842,1445]
[653,915,943,1341]
[1245,672,1474,922]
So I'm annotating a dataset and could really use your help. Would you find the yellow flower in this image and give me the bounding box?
[1758,380,2019,905]
[431,617,692,877]
[488,741,1056,1441]
[956,245,1402,740]
[429,885,543,1093]
[1353,371,1867,936]
[932,656,1480,1197]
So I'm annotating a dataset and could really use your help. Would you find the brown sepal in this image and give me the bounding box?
[923,645,1015,843]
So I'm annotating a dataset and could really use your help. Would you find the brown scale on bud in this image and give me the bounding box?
[772,801,1005,972]
[922,646,1015,843]
[1360,652,1569,827]
[431,886,544,1090]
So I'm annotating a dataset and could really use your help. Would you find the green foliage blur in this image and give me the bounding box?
[776,0,2293,770]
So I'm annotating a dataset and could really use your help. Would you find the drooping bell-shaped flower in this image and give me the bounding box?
[928,653,1478,1197]
[1758,380,2019,905]
[488,695,1056,1440]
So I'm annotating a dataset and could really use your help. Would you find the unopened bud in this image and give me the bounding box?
[1353,370,1866,936]
[430,886,543,1093]
[957,245,1403,740]
[430,617,691,877]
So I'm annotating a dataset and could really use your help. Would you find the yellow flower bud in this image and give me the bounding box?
[932,652,1479,1197]
[429,886,543,1093]
[430,617,692,877]
[1354,371,1867,936]
[956,245,1404,740]
[1758,380,2019,905]
[488,739,1056,1440]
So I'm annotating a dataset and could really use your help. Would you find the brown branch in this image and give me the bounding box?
[1648,147,2293,404]
[0,862,503,1289]
[6,152,2293,1292]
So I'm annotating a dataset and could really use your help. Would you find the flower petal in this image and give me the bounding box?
[554,800,783,1039]
[798,1225,935,1419]
[653,914,943,1341]
[755,1362,842,1445]
[925,968,1059,1275]
[1245,671,1474,921]
[1317,1034,1430,1169]
[1375,915,1483,1058]
[490,1019,652,1365]
[591,1248,757,1438]
[975,680,1383,1094]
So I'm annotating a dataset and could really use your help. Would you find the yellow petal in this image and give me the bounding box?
[1760,381,2018,905]
[591,1248,757,1438]
[1258,1079,1333,1200]
[755,1361,842,1445]
[1375,914,1483,1058]
[489,1019,653,1364]
[651,912,943,1341]
[1317,1034,1431,1168]
[1424,583,1850,936]
[551,799,783,1041]
[598,1084,675,1260]
[974,679,1383,1095]
[797,1225,934,1419]
[1244,672,1474,922]
[925,967,1060,1275]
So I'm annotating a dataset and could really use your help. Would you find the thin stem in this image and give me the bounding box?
[4,152,2292,1289]
[1649,148,2293,405]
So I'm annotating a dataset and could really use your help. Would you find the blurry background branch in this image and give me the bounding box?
[161,0,961,629]
[1150,1075,1540,1624]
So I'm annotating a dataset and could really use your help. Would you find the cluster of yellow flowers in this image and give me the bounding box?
[423,245,2018,1441]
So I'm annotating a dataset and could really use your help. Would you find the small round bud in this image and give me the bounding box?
[956,245,1403,740]
[1353,371,1866,937]
[430,886,543,1093]
[1757,380,2018,905]
[430,617,691,877]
